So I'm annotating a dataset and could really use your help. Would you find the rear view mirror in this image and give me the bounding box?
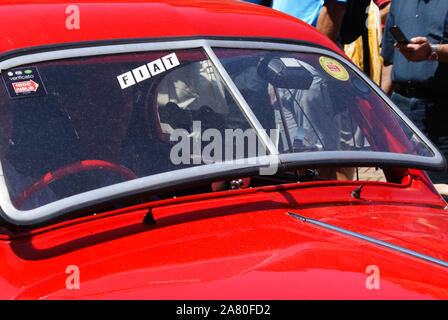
[257,56,313,89]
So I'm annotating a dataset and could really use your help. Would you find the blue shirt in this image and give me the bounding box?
[272,0,346,27]
[382,0,448,89]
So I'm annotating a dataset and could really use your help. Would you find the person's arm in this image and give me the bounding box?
[395,37,448,63]
[436,44,448,62]
[316,1,346,43]
[380,63,393,95]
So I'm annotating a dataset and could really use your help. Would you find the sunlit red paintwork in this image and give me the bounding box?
[0,0,340,54]
[1,0,448,300]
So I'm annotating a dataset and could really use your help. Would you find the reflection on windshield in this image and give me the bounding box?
[215,48,432,156]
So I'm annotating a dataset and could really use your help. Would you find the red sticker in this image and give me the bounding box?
[327,64,341,72]
[12,80,39,94]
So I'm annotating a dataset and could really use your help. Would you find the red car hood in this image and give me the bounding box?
[2,182,448,299]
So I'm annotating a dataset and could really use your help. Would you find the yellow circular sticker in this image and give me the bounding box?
[319,56,349,81]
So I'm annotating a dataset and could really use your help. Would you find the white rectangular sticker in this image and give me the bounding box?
[162,53,180,70]
[117,71,136,89]
[132,65,151,83]
[117,53,180,90]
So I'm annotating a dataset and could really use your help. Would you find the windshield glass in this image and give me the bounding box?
[0,45,437,214]
[215,48,432,156]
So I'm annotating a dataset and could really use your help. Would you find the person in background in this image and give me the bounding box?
[344,1,383,85]
[271,0,346,43]
[381,0,448,197]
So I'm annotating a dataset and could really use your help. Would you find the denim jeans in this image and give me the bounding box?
[391,91,448,184]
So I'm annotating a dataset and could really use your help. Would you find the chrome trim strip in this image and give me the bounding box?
[279,150,443,171]
[0,39,209,71]
[287,211,448,268]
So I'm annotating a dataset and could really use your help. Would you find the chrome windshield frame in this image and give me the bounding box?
[0,37,445,227]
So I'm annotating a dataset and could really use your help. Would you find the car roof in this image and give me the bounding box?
[0,0,341,54]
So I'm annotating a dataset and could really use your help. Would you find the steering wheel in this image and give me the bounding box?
[13,160,138,209]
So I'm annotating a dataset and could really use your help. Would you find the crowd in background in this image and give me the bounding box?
[242,0,390,84]
[242,0,448,195]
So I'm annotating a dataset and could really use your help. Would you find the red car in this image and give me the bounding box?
[0,0,447,300]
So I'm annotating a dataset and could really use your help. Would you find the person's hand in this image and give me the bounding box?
[394,37,432,62]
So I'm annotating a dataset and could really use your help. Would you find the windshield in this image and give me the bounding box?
[0,44,439,216]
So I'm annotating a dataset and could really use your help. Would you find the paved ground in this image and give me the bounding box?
[357,167,386,182]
